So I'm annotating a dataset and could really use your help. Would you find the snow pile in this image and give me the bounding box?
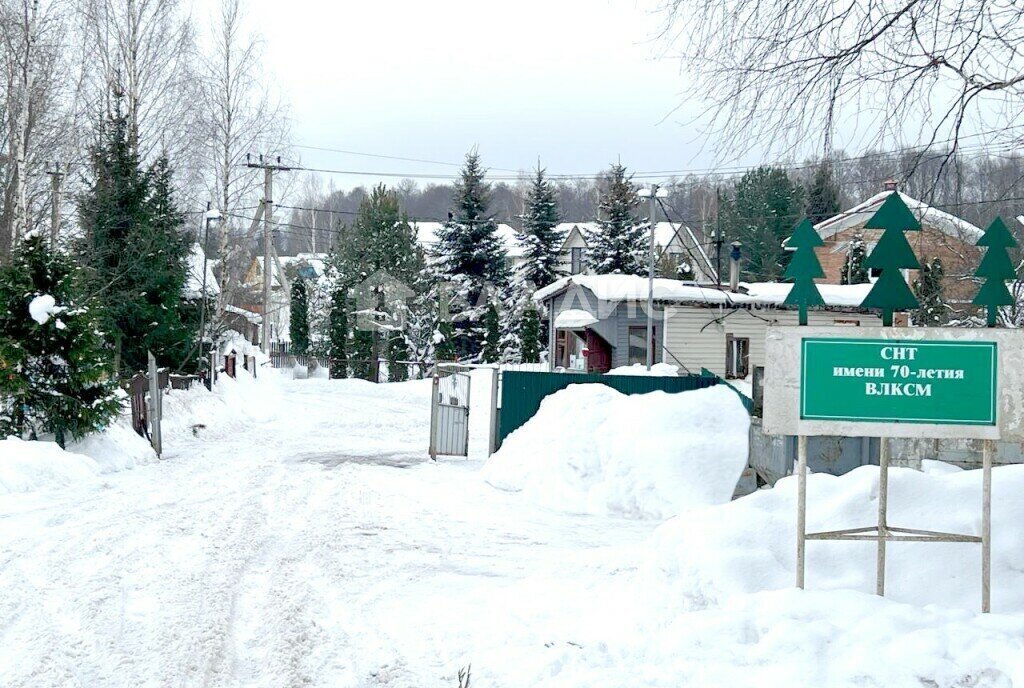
[68,420,156,473]
[484,384,749,518]
[606,362,680,376]
[0,438,107,494]
[460,464,1024,686]
[641,464,1024,614]
[0,417,155,496]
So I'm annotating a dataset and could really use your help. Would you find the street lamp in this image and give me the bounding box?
[638,184,670,371]
[197,204,223,377]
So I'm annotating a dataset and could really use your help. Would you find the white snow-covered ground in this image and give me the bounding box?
[1,370,1023,687]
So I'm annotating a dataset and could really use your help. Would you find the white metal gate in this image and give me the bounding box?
[430,365,471,458]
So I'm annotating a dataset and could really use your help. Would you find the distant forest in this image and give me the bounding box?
[272,149,1024,257]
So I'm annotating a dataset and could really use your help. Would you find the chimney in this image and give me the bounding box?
[883,178,898,192]
[729,241,742,292]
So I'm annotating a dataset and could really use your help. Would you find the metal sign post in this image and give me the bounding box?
[767,326,1022,612]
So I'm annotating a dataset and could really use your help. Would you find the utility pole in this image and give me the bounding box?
[714,186,724,288]
[46,165,63,248]
[197,202,221,368]
[246,155,291,352]
[639,183,668,371]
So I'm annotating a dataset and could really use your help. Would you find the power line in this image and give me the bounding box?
[267,126,1024,183]
[292,143,521,173]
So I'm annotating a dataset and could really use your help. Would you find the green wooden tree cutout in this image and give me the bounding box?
[783,218,825,325]
[861,193,920,326]
[972,217,1018,327]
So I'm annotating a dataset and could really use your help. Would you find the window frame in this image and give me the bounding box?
[627,325,653,366]
[570,247,584,274]
[725,334,750,379]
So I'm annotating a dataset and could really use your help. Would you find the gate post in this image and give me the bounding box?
[488,367,499,456]
[429,365,439,460]
[147,351,162,458]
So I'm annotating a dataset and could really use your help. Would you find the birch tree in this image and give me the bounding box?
[659,0,1024,179]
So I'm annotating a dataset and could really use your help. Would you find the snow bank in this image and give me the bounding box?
[641,464,1024,614]
[483,384,749,519]
[0,370,282,497]
[606,362,680,376]
[68,420,156,473]
[0,437,103,494]
[0,419,155,495]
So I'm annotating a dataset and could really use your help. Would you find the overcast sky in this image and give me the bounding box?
[210,0,744,189]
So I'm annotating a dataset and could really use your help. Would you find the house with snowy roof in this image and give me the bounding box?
[534,268,880,377]
[241,252,330,345]
[555,222,714,281]
[813,181,983,305]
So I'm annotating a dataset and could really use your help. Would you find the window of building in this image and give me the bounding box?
[570,247,584,274]
[628,326,653,365]
[725,334,750,379]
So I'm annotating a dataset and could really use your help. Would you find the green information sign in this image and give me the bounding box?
[801,338,997,425]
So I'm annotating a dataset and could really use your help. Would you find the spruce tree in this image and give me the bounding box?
[385,331,410,382]
[434,319,456,362]
[289,277,310,355]
[430,151,509,358]
[841,234,870,284]
[861,194,921,326]
[517,166,564,287]
[585,164,646,275]
[913,257,948,326]
[519,304,542,364]
[482,302,500,363]
[350,327,375,380]
[330,185,421,376]
[972,217,1019,327]
[720,167,805,281]
[0,235,121,446]
[327,286,348,378]
[499,166,564,363]
[805,161,841,225]
[78,105,191,375]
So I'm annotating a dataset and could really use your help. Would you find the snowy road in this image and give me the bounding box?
[0,374,654,687]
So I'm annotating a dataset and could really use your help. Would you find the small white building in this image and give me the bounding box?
[661,283,881,382]
[534,274,879,376]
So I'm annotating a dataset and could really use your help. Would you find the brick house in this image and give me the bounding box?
[813,182,983,306]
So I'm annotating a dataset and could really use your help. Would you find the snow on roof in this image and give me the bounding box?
[184,243,220,299]
[556,222,695,252]
[554,309,599,328]
[412,221,525,257]
[224,304,262,324]
[814,190,983,242]
[534,274,873,309]
[278,253,328,279]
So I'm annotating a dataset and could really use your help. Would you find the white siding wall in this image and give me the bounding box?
[662,306,882,377]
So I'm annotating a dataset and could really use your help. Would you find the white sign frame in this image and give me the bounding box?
[763,325,1024,441]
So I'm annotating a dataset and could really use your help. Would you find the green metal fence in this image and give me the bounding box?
[496,370,730,449]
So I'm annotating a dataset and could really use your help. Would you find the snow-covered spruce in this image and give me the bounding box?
[0,234,120,446]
